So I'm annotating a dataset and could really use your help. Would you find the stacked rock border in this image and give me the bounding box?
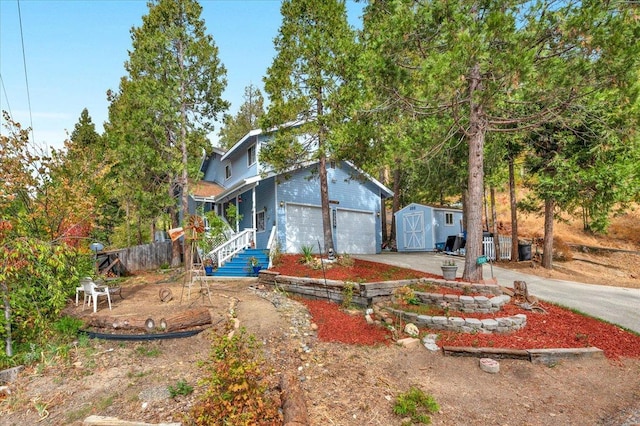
[258,270,525,334]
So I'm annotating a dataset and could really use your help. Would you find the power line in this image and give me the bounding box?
[16,0,35,143]
[0,73,14,121]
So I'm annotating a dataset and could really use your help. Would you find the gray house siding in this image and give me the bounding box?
[275,162,383,254]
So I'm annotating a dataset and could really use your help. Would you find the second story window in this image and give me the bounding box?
[225,162,232,180]
[247,144,256,167]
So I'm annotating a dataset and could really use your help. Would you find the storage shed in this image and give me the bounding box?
[394,203,464,252]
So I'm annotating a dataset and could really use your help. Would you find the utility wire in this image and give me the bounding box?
[16,0,35,143]
[0,73,14,121]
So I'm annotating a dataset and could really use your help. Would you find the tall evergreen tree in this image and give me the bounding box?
[104,0,228,264]
[218,84,265,149]
[262,0,358,255]
[361,0,639,281]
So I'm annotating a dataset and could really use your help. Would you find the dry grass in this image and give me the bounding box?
[492,191,640,289]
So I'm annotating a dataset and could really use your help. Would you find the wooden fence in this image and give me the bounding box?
[98,241,173,275]
[483,235,512,261]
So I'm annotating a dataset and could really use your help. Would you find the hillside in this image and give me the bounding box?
[493,193,640,289]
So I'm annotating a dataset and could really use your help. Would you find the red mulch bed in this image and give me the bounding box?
[276,255,640,360]
[271,254,441,281]
[300,299,392,346]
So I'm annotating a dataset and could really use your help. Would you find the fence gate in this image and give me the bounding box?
[482,235,512,261]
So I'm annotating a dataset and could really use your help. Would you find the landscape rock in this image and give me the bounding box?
[404,322,419,337]
[396,337,421,349]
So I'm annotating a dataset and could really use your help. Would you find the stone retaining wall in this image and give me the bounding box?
[384,307,527,334]
[259,271,503,307]
[415,292,511,314]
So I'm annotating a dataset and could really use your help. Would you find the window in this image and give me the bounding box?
[445,212,454,226]
[225,162,232,180]
[256,210,265,232]
[247,144,256,166]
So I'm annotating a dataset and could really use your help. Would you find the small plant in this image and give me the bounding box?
[202,256,214,267]
[393,387,440,425]
[299,245,314,264]
[342,281,355,308]
[53,316,84,340]
[440,301,451,318]
[270,241,284,266]
[394,286,420,306]
[189,325,282,424]
[442,259,457,267]
[336,253,354,267]
[168,379,194,397]
[248,256,260,267]
[225,204,243,230]
[135,345,161,357]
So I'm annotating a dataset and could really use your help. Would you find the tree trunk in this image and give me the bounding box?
[462,63,485,283]
[490,185,501,261]
[179,39,191,272]
[319,155,334,255]
[508,156,519,262]
[161,308,212,332]
[280,371,309,426]
[169,203,181,268]
[541,198,555,269]
[86,308,211,332]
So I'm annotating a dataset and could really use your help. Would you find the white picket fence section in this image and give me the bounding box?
[483,235,512,261]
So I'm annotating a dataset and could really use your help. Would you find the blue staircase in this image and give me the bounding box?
[212,249,269,277]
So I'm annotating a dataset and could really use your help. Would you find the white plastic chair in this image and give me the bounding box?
[76,277,92,307]
[81,278,112,313]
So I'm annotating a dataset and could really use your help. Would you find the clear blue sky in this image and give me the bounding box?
[0,0,363,150]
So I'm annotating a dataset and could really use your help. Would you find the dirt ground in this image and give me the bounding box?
[1,265,640,426]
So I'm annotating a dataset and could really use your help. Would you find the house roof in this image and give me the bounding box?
[190,176,262,204]
[191,181,225,200]
[221,119,309,162]
[344,161,394,199]
[395,202,463,215]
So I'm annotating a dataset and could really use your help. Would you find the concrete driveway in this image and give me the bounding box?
[354,252,640,334]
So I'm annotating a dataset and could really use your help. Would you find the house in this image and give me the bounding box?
[394,203,464,252]
[189,126,393,256]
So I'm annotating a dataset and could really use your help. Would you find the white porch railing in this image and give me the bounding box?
[208,228,256,268]
[266,225,277,268]
[482,235,512,261]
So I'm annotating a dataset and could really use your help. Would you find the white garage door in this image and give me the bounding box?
[336,209,376,254]
[285,204,323,253]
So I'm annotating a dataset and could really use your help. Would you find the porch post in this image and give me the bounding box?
[252,187,257,246]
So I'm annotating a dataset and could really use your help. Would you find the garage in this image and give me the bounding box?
[285,203,323,253]
[335,208,376,254]
[285,204,377,254]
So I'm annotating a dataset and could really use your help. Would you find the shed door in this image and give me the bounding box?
[285,204,323,253]
[403,211,425,250]
[336,209,376,254]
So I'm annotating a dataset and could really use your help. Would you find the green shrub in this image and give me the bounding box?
[189,326,282,425]
[299,245,314,264]
[52,316,84,340]
[393,387,439,425]
[168,379,194,397]
[342,281,355,308]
